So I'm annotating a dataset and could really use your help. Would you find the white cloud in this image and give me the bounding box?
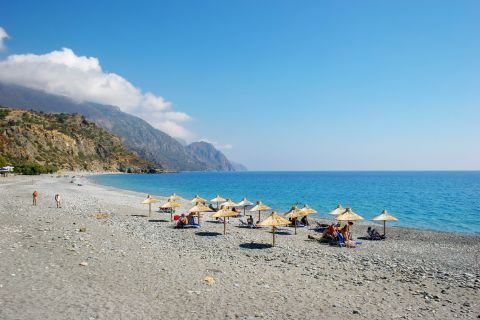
[200,139,233,150]
[0,27,9,51]
[0,47,193,139]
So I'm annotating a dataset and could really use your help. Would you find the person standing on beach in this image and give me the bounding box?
[54,194,61,208]
[32,191,38,206]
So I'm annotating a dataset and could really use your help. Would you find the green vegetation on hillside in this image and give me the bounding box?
[0,106,155,174]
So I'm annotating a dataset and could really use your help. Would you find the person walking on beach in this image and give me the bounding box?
[32,191,38,206]
[54,194,61,208]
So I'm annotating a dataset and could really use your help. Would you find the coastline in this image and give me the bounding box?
[88,172,480,236]
[0,174,479,319]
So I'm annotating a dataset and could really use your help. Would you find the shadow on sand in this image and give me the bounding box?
[268,231,291,235]
[195,231,222,237]
[131,214,148,218]
[239,242,272,250]
[148,219,169,223]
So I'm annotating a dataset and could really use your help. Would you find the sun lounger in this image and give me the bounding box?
[239,219,259,228]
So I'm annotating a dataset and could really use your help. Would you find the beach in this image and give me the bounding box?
[0,174,479,320]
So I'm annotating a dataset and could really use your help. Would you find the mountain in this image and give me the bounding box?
[230,161,248,171]
[186,142,235,171]
[0,107,152,173]
[0,82,244,171]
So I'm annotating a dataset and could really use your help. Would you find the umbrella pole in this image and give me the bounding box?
[149,203,151,217]
[384,220,386,236]
[295,222,297,235]
[223,218,226,235]
[198,213,201,226]
[258,211,261,223]
[243,206,246,216]
[272,226,276,247]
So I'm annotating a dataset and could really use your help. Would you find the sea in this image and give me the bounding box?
[90,171,480,235]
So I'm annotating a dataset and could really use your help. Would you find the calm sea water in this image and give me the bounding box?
[90,171,480,234]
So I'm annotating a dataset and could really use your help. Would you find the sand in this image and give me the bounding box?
[0,174,479,320]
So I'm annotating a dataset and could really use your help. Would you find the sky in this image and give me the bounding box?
[0,0,479,170]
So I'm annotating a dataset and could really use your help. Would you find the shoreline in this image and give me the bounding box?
[87,172,480,237]
[1,174,479,319]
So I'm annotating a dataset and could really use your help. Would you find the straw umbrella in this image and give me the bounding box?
[168,193,183,202]
[190,195,207,204]
[283,205,304,235]
[257,211,292,247]
[212,207,239,235]
[250,201,272,223]
[335,208,364,222]
[159,200,181,221]
[328,204,345,216]
[372,209,398,236]
[210,195,226,209]
[141,195,160,217]
[188,203,212,226]
[237,198,253,216]
[220,198,238,208]
[299,204,317,227]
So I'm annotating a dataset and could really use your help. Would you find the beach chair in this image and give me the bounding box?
[239,219,258,229]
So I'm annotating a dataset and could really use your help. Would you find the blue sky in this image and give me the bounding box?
[1,0,479,170]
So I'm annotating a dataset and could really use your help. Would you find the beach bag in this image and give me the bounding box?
[173,215,180,221]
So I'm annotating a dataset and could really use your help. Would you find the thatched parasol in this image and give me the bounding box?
[188,203,212,225]
[220,198,238,208]
[190,195,207,204]
[212,207,239,235]
[300,204,317,215]
[328,204,345,216]
[283,205,303,235]
[372,209,398,236]
[210,195,226,209]
[159,200,181,221]
[237,198,253,216]
[250,201,272,222]
[257,211,291,246]
[335,208,364,221]
[168,193,183,202]
[141,195,160,217]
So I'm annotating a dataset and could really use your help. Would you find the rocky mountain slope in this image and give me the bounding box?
[0,107,152,172]
[0,82,242,171]
[186,142,235,171]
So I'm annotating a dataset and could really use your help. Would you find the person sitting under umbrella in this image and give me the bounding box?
[247,215,254,227]
[367,226,385,240]
[176,214,188,228]
[187,212,200,226]
[300,215,310,226]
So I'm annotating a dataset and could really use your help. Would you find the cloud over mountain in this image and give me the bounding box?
[0,47,192,139]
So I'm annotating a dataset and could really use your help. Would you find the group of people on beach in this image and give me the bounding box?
[31,191,62,208]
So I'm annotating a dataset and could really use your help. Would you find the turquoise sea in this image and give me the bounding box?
[91,171,480,234]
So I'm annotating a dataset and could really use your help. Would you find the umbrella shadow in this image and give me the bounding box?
[239,242,272,250]
[268,231,291,235]
[195,231,222,237]
[131,214,148,218]
[148,219,169,223]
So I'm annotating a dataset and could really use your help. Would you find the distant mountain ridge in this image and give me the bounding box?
[0,82,244,171]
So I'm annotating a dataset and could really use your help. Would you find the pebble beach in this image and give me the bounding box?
[1,174,479,320]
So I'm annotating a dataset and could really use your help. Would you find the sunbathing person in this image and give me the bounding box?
[176,214,188,228]
[341,221,354,240]
[367,226,385,240]
[318,224,337,242]
[187,213,198,226]
[300,215,310,226]
[247,215,254,227]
